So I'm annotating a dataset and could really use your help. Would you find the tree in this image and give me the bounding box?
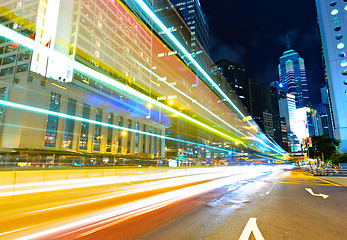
[308,135,340,162]
[330,153,347,165]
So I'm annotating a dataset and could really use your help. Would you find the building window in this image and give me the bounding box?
[331,9,339,15]
[158,129,162,157]
[93,108,102,151]
[117,116,123,153]
[79,103,90,150]
[336,34,343,40]
[63,98,76,149]
[344,79,347,85]
[337,43,345,49]
[142,124,147,153]
[334,26,342,31]
[127,119,132,154]
[106,113,113,152]
[332,17,340,23]
[154,128,157,157]
[339,52,346,58]
[135,122,139,154]
[0,87,7,122]
[148,126,152,154]
[341,60,347,67]
[44,92,61,147]
[330,1,337,7]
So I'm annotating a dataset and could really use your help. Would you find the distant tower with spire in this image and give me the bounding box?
[278,39,310,108]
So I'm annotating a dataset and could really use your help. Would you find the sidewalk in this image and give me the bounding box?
[317,176,347,187]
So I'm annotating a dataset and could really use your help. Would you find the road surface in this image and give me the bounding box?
[0,166,346,240]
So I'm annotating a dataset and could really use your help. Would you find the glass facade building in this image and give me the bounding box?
[316,0,347,152]
[278,49,310,108]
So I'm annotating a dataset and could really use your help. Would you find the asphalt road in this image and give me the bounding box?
[0,166,346,240]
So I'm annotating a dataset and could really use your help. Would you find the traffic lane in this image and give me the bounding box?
[139,169,347,240]
[47,169,282,240]
[0,177,220,240]
[1,166,279,239]
[257,170,347,240]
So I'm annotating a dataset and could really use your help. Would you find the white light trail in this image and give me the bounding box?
[13,166,279,240]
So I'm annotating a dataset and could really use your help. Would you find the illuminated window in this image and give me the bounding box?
[331,9,339,15]
[135,122,139,154]
[336,34,343,40]
[127,119,132,154]
[63,98,76,149]
[95,40,100,47]
[341,60,347,67]
[332,17,340,23]
[154,128,157,156]
[93,108,102,151]
[143,124,147,153]
[148,126,152,154]
[117,116,123,153]
[79,103,90,150]
[339,52,346,57]
[44,92,61,147]
[337,43,345,49]
[106,113,113,152]
[345,5,347,11]
[95,50,100,58]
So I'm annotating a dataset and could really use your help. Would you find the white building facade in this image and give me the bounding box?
[316,0,347,152]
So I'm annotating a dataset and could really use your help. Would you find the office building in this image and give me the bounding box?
[215,59,247,103]
[278,49,310,108]
[314,103,334,138]
[0,0,286,167]
[262,111,274,139]
[269,81,287,150]
[316,0,347,152]
[168,0,209,54]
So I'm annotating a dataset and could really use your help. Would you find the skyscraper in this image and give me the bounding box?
[278,49,310,108]
[316,0,347,152]
[168,0,209,54]
[215,59,247,103]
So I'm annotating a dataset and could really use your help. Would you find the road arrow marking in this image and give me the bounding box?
[305,188,329,199]
[239,218,265,240]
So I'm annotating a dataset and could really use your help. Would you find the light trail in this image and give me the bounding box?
[130,57,247,138]
[132,0,286,155]
[0,99,233,153]
[11,166,282,240]
[0,167,230,197]
[0,24,285,156]
[17,167,244,216]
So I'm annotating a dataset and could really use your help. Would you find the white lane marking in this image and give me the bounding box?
[239,218,265,240]
[266,183,276,195]
[305,188,329,199]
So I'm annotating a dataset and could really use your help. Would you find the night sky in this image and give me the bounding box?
[200,0,325,105]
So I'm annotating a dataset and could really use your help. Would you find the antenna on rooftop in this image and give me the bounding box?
[286,34,291,50]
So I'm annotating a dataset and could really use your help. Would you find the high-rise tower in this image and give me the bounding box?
[168,0,209,54]
[316,0,347,152]
[278,49,310,108]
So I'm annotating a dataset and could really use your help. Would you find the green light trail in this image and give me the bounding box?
[0,24,285,156]
[0,100,237,154]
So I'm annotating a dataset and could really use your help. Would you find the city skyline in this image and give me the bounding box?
[201,0,325,105]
